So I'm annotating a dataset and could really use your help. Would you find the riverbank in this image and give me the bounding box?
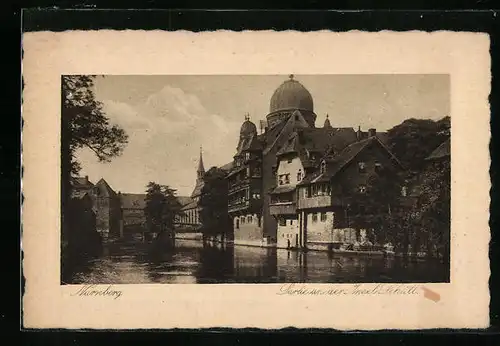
[174,234,406,258]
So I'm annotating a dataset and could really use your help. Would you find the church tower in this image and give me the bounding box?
[197,146,205,182]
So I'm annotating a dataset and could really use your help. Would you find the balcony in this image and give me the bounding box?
[269,202,296,215]
[297,195,331,210]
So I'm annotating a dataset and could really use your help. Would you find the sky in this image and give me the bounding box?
[76,74,450,196]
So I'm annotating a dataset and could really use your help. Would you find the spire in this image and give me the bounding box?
[324,113,332,128]
[244,113,250,121]
[197,146,205,180]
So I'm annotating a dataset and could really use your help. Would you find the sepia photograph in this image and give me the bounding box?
[22,29,490,329]
[61,74,451,285]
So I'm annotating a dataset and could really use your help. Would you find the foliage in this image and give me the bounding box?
[61,75,128,177]
[199,167,230,238]
[144,182,183,234]
[386,116,450,173]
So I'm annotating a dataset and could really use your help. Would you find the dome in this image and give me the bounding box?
[240,115,257,136]
[269,75,314,113]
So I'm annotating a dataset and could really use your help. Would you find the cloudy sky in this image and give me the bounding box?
[76,74,449,196]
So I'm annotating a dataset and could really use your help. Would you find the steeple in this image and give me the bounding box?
[197,146,205,181]
[324,114,332,128]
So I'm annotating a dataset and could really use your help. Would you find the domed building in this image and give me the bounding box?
[267,74,317,128]
[200,74,399,250]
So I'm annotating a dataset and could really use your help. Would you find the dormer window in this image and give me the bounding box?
[245,152,250,160]
[358,161,366,173]
[320,160,327,174]
[297,169,303,182]
[374,161,383,173]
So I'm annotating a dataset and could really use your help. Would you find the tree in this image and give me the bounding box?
[414,158,450,263]
[199,167,230,242]
[386,116,450,173]
[61,75,128,176]
[61,75,128,268]
[348,165,404,246]
[144,182,183,236]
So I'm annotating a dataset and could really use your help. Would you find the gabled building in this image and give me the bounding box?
[90,178,121,238]
[221,74,402,249]
[178,148,206,231]
[226,114,264,245]
[296,133,404,250]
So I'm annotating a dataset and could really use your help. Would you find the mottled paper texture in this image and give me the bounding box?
[21,30,490,329]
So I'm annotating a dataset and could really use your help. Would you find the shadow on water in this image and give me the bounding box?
[63,236,449,284]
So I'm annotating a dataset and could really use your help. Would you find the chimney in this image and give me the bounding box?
[356,126,362,141]
[368,128,376,137]
[85,175,89,182]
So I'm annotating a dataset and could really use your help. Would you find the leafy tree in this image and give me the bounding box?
[61,75,128,263]
[144,182,183,235]
[61,75,128,176]
[386,116,450,173]
[199,167,230,241]
[414,158,451,262]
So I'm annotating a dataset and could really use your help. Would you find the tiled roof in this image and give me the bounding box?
[219,161,234,172]
[120,193,147,209]
[298,137,375,186]
[181,200,199,210]
[71,177,94,188]
[94,178,117,197]
[236,134,263,155]
[270,184,296,194]
[426,138,450,160]
[177,196,193,207]
[190,181,204,198]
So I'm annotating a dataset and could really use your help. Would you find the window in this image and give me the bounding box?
[241,216,245,224]
[401,186,408,197]
[245,152,250,160]
[257,216,261,227]
[320,160,327,174]
[359,185,367,194]
[247,215,252,223]
[374,161,383,173]
[297,169,303,182]
[235,218,240,229]
[320,212,327,222]
[253,166,261,177]
[312,213,318,223]
[285,174,290,184]
[279,218,286,226]
[358,161,366,173]
[287,158,293,163]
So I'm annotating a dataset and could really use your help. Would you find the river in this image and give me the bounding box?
[63,237,449,284]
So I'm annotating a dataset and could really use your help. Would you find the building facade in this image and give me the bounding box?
[222,74,405,250]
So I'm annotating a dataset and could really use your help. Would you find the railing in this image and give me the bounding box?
[297,195,332,209]
[269,202,296,215]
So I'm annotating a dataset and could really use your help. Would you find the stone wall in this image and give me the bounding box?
[277,217,300,248]
[233,213,265,246]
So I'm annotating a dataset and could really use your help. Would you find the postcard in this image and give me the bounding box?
[21,30,491,329]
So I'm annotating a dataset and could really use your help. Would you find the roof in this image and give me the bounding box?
[191,181,204,198]
[270,75,314,113]
[94,178,117,197]
[71,189,91,199]
[236,133,263,155]
[71,176,94,189]
[219,161,234,172]
[177,196,193,207]
[298,136,401,186]
[181,199,199,211]
[276,126,358,169]
[120,193,146,209]
[270,184,296,194]
[426,138,450,160]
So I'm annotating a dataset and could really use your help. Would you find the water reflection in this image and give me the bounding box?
[66,239,449,284]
